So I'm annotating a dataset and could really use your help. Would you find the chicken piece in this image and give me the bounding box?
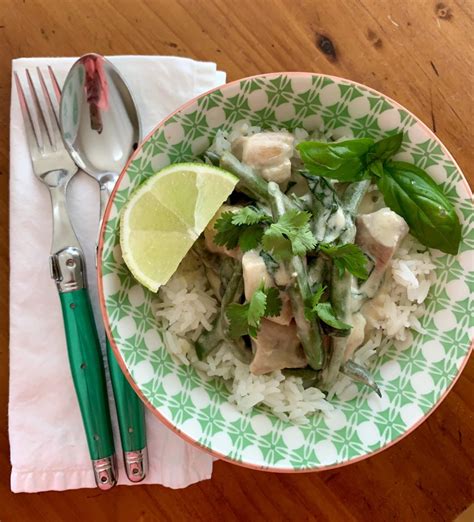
[344,313,367,361]
[242,250,293,325]
[204,205,241,259]
[231,131,294,184]
[242,250,272,299]
[274,294,293,326]
[361,291,389,320]
[356,208,409,267]
[356,208,409,297]
[274,264,292,286]
[250,320,307,375]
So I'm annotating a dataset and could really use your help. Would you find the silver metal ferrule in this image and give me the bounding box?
[49,247,86,293]
[124,449,148,482]
[92,456,117,490]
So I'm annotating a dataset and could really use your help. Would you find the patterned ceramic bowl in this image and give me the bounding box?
[98,73,473,471]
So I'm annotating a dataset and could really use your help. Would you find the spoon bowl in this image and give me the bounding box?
[60,54,141,223]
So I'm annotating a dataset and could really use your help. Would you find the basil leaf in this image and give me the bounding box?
[315,302,351,331]
[368,159,385,178]
[368,132,403,161]
[378,162,461,255]
[297,138,374,182]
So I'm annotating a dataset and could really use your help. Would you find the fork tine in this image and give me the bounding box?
[47,65,62,100]
[26,68,53,148]
[36,67,62,148]
[14,71,41,153]
[37,67,59,120]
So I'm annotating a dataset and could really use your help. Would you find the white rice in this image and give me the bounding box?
[191,342,332,424]
[155,255,218,342]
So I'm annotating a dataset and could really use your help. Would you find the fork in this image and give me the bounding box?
[14,68,117,490]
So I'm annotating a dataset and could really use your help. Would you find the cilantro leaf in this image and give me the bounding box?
[303,285,351,332]
[226,303,251,339]
[231,207,271,226]
[247,287,267,328]
[214,212,241,249]
[320,243,369,280]
[315,302,351,331]
[264,287,283,317]
[334,259,347,279]
[262,209,317,260]
[311,284,326,305]
[225,285,283,339]
[213,207,271,252]
[238,225,264,252]
[304,284,326,321]
[262,230,293,260]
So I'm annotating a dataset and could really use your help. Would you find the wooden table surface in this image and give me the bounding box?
[1,1,473,520]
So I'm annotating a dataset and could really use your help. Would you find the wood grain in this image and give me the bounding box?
[1,1,472,520]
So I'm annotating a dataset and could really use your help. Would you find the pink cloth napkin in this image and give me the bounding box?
[9,56,225,492]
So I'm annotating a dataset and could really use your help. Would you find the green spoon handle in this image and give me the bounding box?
[107,338,148,481]
[59,289,116,486]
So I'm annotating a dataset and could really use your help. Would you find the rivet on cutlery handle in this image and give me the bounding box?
[107,339,148,482]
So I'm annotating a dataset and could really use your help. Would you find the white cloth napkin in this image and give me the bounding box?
[9,56,225,493]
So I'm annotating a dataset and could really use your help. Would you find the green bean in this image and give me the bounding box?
[194,320,224,360]
[302,173,344,243]
[232,340,253,364]
[341,360,381,397]
[267,181,325,370]
[219,152,302,212]
[203,150,220,166]
[219,267,244,322]
[308,255,328,289]
[219,258,237,294]
[321,266,352,389]
[321,180,370,389]
[342,179,371,216]
[195,264,243,360]
[339,179,371,244]
[220,151,271,204]
[193,240,226,300]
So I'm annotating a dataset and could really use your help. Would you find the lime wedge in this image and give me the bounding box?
[120,162,238,292]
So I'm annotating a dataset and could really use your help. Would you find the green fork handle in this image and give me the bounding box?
[59,288,116,489]
[106,338,148,481]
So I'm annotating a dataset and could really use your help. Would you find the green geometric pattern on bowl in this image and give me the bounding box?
[100,73,473,470]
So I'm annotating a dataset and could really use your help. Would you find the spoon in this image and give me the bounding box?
[60,54,148,482]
